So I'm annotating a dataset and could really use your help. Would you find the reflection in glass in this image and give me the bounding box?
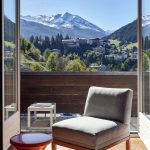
[142,0,150,119]
[4,0,17,119]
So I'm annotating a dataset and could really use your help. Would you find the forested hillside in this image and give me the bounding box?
[104,20,137,43]
[4,16,15,43]
[20,33,138,72]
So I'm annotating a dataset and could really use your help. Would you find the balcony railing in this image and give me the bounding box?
[21,72,137,116]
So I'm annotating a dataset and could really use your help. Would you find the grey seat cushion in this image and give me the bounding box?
[84,86,133,124]
[52,116,130,150]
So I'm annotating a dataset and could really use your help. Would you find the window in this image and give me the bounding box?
[2,0,20,148]
[20,0,137,72]
[4,0,18,119]
[142,0,150,119]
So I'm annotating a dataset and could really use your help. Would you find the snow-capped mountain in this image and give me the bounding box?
[142,15,150,37]
[142,15,150,27]
[20,12,106,39]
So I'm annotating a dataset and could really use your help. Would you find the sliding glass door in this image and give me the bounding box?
[139,0,150,149]
[142,0,150,119]
[2,0,20,149]
[4,0,18,120]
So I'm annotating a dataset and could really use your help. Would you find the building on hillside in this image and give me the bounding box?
[89,64,110,71]
[129,52,137,60]
[93,46,105,52]
[87,38,100,45]
[52,49,61,53]
[105,54,127,61]
[76,38,88,44]
[62,39,79,48]
[4,50,14,60]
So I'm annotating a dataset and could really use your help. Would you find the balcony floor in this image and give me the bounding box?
[9,138,146,150]
[21,113,138,132]
[17,114,144,150]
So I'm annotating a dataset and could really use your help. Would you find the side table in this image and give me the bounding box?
[5,103,17,119]
[28,103,56,130]
[10,133,52,150]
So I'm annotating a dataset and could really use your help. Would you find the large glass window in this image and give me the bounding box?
[20,0,137,72]
[142,0,150,119]
[4,0,18,119]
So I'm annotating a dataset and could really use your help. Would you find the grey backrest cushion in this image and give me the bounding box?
[84,86,133,124]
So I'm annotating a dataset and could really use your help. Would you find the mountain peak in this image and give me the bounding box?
[142,15,150,20]
[62,12,76,20]
[21,12,106,39]
[142,15,150,27]
[63,12,72,16]
[54,14,62,18]
[21,12,105,31]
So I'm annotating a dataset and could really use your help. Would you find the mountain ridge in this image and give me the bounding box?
[21,12,106,39]
[21,13,150,42]
[103,20,137,43]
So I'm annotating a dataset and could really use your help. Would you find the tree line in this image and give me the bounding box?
[143,36,150,50]
[28,34,71,54]
[20,36,94,72]
[20,34,138,72]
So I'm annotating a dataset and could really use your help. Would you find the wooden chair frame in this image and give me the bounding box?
[52,136,130,150]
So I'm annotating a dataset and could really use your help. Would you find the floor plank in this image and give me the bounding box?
[9,138,147,150]
[45,138,147,150]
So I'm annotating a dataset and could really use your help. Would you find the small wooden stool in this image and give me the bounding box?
[10,133,52,150]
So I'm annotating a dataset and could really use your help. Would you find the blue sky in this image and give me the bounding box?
[20,0,138,31]
[4,0,16,22]
[5,0,150,30]
[21,0,141,30]
[142,0,150,16]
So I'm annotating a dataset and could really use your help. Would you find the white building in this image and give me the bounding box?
[130,52,137,60]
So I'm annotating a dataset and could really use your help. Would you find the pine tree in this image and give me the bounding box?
[51,36,56,49]
[65,34,70,39]
[30,35,34,43]
[43,36,51,50]
[33,36,39,48]
[20,38,26,53]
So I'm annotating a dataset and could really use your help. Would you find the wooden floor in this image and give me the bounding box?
[47,138,146,150]
[10,138,147,150]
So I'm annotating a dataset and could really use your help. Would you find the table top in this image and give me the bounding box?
[10,133,52,147]
[5,103,16,108]
[29,103,55,108]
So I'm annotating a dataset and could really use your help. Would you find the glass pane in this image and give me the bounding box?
[142,0,150,119]
[4,0,17,120]
[20,0,137,72]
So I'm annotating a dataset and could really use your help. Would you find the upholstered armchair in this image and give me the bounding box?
[52,86,133,150]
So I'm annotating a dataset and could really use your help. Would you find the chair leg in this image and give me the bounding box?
[126,139,130,150]
[52,142,56,150]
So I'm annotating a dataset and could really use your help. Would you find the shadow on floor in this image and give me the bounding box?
[21,113,138,133]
